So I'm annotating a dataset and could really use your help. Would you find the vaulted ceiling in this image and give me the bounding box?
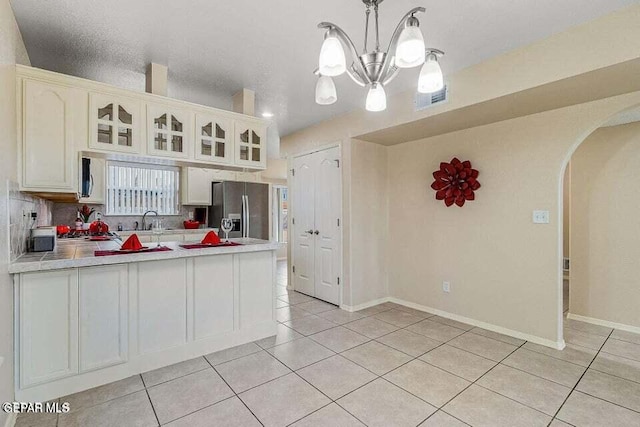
[11,0,639,137]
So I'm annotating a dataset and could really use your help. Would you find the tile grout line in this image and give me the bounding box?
[203,355,265,427]
[139,374,161,427]
[550,328,614,424]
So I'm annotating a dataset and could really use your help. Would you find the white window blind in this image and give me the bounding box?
[106,162,180,215]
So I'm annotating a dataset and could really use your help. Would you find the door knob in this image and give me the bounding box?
[314,230,320,235]
[306,229,314,234]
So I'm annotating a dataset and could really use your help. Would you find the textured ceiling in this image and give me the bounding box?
[10,0,639,137]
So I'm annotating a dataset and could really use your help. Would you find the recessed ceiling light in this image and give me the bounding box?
[262,112,274,118]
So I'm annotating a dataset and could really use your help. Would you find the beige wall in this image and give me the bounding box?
[349,140,389,306]
[387,94,640,344]
[569,122,640,328]
[0,0,30,423]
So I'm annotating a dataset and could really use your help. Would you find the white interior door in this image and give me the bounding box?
[292,154,316,296]
[313,147,342,305]
[292,146,342,305]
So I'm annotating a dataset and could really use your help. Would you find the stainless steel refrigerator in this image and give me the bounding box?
[208,181,269,239]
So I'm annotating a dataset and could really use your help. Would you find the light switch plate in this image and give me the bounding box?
[442,281,451,293]
[532,210,550,224]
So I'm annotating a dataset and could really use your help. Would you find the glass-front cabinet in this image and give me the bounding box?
[89,93,142,153]
[235,121,266,169]
[194,114,233,165]
[147,103,192,158]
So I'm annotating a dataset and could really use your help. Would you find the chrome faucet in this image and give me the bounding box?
[141,210,158,231]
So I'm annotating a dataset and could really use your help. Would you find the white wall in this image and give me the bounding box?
[0,0,30,424]
[570,122,640,328]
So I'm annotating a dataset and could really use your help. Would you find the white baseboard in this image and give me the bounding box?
[3,413,16,427]
[567,313,640,335]
[340,297,391,312]
[387,297,565,350]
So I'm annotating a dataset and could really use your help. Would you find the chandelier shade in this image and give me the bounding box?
[315,75,338,105]
[314,0,445,112]
[318,31,347,77]
[366,83,387,112]
[418,52,444,93]
[395,18,425,68]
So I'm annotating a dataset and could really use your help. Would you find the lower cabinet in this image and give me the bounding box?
[136,259,188,354]
[15,251,275,400]
[78,265,128,372]
[18,270,78,388]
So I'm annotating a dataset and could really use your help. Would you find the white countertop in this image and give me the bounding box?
[10,238,283,274]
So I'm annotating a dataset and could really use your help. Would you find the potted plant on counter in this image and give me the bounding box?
[78,204,95,231]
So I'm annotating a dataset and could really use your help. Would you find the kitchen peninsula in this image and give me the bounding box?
[10,237,281,402]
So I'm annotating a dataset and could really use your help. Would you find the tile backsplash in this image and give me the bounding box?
[52,203,205,231]
[9,181,53,260]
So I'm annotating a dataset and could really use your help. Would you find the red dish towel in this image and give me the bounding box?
[121,234,143,251]
[201,230,221,245]
[95,246,172,256]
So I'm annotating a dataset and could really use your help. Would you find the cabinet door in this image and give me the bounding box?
[137,259,188,354]
[192,255,234,339]
[89,92,142,154]
[22,79,77,192]
[79,157,106,205]
[182,167,213,205]
[19,270,78,387]
[235,121,266,169]
[147,103,192,159]
[238,251,274,328]
[79,265,128,372]
[195,114,233,165]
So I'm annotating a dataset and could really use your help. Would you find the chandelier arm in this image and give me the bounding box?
[346,67,367,87]
[381,66,400,86]
[318,22,372,84]
[379,6,426,79]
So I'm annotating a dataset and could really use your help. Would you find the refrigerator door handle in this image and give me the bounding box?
[245,195,250,238]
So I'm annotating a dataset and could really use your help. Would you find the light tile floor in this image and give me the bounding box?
[17,261,640,426]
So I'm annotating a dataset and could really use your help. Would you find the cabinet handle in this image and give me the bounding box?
[314,230,320,235]
[305,229,314,234]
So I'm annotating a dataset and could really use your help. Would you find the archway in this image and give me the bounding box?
[557,103,640,342]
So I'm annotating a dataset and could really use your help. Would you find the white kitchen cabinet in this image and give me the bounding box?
[147,103,193,159]
[79,157,106,205]
[136,259,188,354]
[194,113,233,165]
[18,269,79,388]
[236,171,261,183]
[238,251,274,329]
[78,265,128,372]
[182,167,214,205]
[160,233,185,243]
[192,255,234,340]
[89,92,143,154]
[235,121,266,169]
[20,79,83,193]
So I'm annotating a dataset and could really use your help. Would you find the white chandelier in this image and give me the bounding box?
[315,0,445,112]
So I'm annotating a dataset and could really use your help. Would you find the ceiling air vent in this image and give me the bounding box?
[415,84,448,111]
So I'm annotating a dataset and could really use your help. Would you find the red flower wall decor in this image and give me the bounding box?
[431,158,481,207]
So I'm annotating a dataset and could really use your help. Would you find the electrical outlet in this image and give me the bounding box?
[442,281,451,293]
[31,211,37,220]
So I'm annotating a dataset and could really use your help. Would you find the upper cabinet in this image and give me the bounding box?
[235,121,266,169]
[20,78,84,194]
[195,114,233,165]
[147,103,192,159]
[89,92,142,154]
[16,66,270,199]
